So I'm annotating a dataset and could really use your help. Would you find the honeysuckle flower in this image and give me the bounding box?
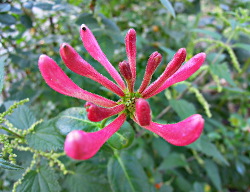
[38,24,206,160]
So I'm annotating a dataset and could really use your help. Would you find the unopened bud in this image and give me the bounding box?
[135,98,151,126]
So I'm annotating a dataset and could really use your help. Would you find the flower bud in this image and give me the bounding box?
[135,98,151,126]
[85,102,125,122]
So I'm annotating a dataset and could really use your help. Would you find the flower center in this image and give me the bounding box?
[121,91,141,117]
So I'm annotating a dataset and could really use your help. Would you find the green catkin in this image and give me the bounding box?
[189,87,212,118]
[209,71,223,92]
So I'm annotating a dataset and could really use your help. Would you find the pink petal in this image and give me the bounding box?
[135,98,151,126]
[138,51,162,93]
[59,43,124,97]
[119,61,133,93]
[125,29,137,87]
[38,55,117,107]
[80,24,126,90]
[142,48,186,98]
[142,114,204,146]
[64,113,126,160]
[85,102,125,122]
[145,53,206,99]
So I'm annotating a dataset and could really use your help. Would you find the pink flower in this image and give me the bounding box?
[38,24,206,160]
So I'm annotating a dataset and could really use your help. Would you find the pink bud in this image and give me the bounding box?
[85,102,125,122]
[135,98,151,126]
[119,61,133,92]
[138,51,162,93]
[125,29,136,80]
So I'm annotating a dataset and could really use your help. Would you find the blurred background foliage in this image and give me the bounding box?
[0,0,250,191]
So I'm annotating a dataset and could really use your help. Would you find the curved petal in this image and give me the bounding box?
[80,24,126,90]
[60,43,124,97]
[141,114,204,146]
[135,98,151,126]
[85,102,125,122]
[125,28,136,88]
[142,48,186,98]
[38,55,117,107]
[144,53,206,99]
[64,114,126,160]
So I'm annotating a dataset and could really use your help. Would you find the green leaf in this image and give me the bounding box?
[16,166,61,192]
[235,160,245,175]
[187,136,229,165]
[210,63,236,87]
[26,119,64,151]
[4,101,36,130]
[169,99,197,120]
[233,43,250,51]
[158,153,187,170]
[20,15,33,28]
[205,159,222,191]
[0,55,6,92]
[76,13,99,29]
[0,158,23,170]
[64,162,111,192]
[191,29,222,40]
[0,3,11,12]
[98,35,115,60]
[107,121,135,150]
[160,0,176,17]
[56,107,97,135]
[34,2,53,10]
[152,138,171,158]
[108,151,151,192]
[0,13,16,25]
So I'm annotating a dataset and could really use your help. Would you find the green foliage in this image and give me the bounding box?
[0,0,250,191]
[108,151,151,192]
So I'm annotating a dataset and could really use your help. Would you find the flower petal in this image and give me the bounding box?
[135,98,151,126]
[64,114,126,160]
[60,43,124,97]
[85,102,125,122]
[145,53,206,99]
[38,55,117,107]
[138,51,162,93]
[80,24,126,90]
[141,114,204,146]
[125,29,137,87]
[142,48,186,98]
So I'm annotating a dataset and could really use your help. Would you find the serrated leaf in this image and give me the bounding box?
[4,101,36,130]
[210,63,236,87]
[0,13,16,25]
[158,153,187,170]
[169,99,197,120]
[205,159,222,191]
[0,3,11,12]
[26,119,64,151]
[16,166,61,192]
[108,151,151,192]
[160,0,176,18]
[64,162,111,192]
[0,158,23,170]
[187,136,229,165]
[56,107,97,135]
[108,121,135,150]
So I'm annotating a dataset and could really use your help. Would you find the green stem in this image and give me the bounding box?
[0,126,23,138]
